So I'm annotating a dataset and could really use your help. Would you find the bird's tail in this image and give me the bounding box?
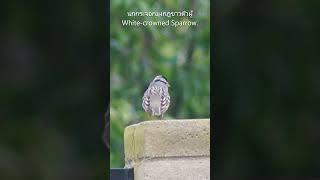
[152,106,161,116]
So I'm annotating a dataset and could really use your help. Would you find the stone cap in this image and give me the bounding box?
[124,119,210,163]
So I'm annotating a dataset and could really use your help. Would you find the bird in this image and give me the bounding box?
[142,75,170,119]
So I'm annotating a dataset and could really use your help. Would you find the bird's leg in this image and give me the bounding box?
[160,114,163,120]
[149,112,156,120]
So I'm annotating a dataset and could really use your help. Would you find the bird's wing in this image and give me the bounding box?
[160,92,170,113]
[142,89,150,112]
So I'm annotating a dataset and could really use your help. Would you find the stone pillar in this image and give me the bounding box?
[124,119,210,180]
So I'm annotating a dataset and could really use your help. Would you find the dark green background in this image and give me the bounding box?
[214,0,320,178]
[0,1,108,179]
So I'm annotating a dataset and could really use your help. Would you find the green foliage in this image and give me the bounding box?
[110,0,210,167]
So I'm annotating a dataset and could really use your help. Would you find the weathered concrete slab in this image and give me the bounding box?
[134,157,210,180]
[124,119,210,180]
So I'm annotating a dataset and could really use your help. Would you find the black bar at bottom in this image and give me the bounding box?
[110,168,134,180]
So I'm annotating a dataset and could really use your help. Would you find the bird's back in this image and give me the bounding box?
[142,81,170,117]
[149,93,161,116]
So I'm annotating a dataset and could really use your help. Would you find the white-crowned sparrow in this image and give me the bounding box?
[142,75,170,118]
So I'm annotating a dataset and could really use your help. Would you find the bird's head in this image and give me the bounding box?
[153,75,170,87]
